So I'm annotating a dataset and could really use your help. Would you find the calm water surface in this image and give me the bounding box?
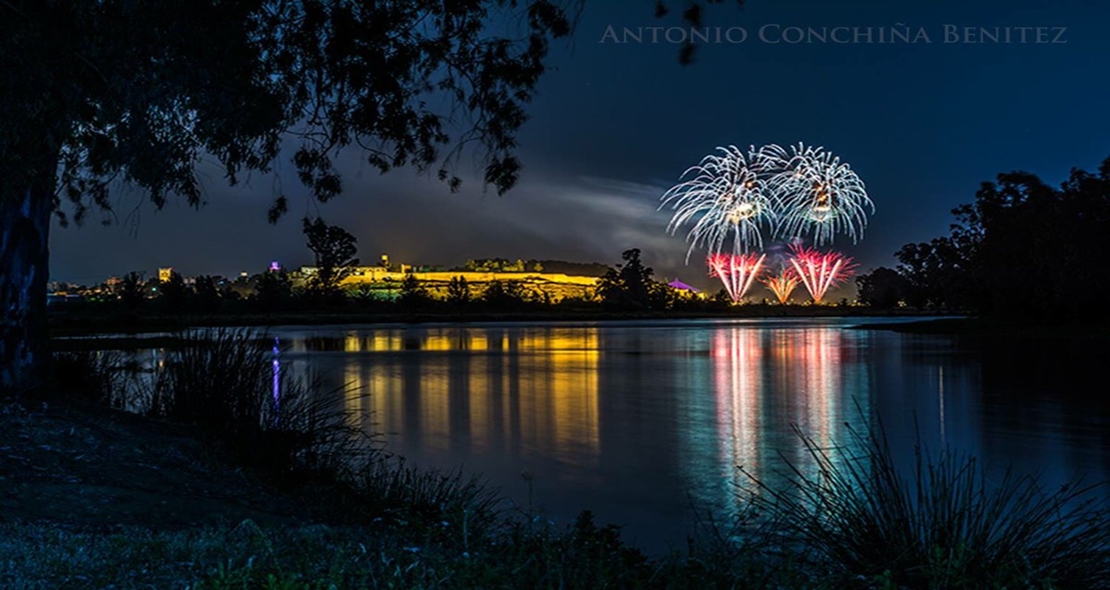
[263,318,1110,552]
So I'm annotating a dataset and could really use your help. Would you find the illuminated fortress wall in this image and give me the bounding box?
[297,266,599,300]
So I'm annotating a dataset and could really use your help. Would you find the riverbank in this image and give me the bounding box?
[849,316,1110,339]
[0,392,786,589]
[49,305,949,338]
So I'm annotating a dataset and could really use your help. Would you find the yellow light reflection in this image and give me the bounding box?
[340,327,600,465]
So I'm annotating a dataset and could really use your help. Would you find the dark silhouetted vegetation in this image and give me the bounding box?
[158,271,189,311]
[0,0,583,392]
[302,217,359,300]
[398,271,432,310]
[743,421,1110,588]
[118,272,146,310]
[192,275,222,313]
[595,248,671,310]
[253,271,294,312]
[478,279,532,310]
[883,156,1110,321]
[446,276,471,307]
[144,329,370,476]
[855,266,911,308]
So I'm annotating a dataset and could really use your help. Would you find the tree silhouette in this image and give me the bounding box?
[193,276,222,313]
[0,1,746,391]
[158,271,190,312]
[446,276,471,307]
[0,0,578,391]
[118,272,146,310]
[254,271,293,312]
[398,271,430,310]
[303,217,358,297]
[891,156,1110,320]
[856,267,909,308]
[596,249,669,310]
[480,280,530,309]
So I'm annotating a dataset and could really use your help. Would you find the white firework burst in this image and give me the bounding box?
[660,145,777,260]
[765,143,874,246]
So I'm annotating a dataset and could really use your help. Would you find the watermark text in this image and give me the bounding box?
[598,24,1069,45]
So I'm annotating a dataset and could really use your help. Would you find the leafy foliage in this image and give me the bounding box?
[192,275,222,313]
[158,271,190,311]
[595,248,671,310]
[0,0,588,223]
[253,271,294,311]
[855,266,909,308]
[654,0,748,64]
[302,217,358,296]
[446,276,471,307]
[890,156,1110,319]
[478,279,531,309]
[117,271,146,310]
[398,271,431,309]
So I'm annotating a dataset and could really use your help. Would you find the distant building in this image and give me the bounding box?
[296,263,600,302]
[668,279,700,294]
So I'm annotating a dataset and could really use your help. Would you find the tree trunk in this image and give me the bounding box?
[0,181,52,396]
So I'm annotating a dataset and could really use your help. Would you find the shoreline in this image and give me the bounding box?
[846,316,1110,338]
[49,307,956,339]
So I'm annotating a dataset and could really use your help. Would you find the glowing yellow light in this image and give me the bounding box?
[727,202,757,224]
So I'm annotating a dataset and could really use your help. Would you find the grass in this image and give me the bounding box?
[139,328,375,477]
[741,421,1110,589]
[0,516,781,590]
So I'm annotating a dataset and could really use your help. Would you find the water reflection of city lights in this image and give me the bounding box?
[707,327,859,515]
[713,328,763,488]
[337,327,600,465]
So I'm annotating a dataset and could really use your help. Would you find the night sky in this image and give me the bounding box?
[50,0,1110,291]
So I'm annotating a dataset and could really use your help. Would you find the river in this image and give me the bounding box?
[231,318,1110,551]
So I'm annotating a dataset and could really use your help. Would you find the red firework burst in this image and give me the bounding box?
[708,253,766,303]
[787,246,856,303]
[760,266,802,304]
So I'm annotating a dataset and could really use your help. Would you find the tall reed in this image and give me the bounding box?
[741,422,1110,588]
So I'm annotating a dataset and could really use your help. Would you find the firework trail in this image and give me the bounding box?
[787,246,856,303]
[661,146,777,259]
[764,143,874,247]
[760,266,802,304]
[708,253,767,303]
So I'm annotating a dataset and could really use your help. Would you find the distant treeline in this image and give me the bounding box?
[857,156,1110,321]
[50,250,736,318]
